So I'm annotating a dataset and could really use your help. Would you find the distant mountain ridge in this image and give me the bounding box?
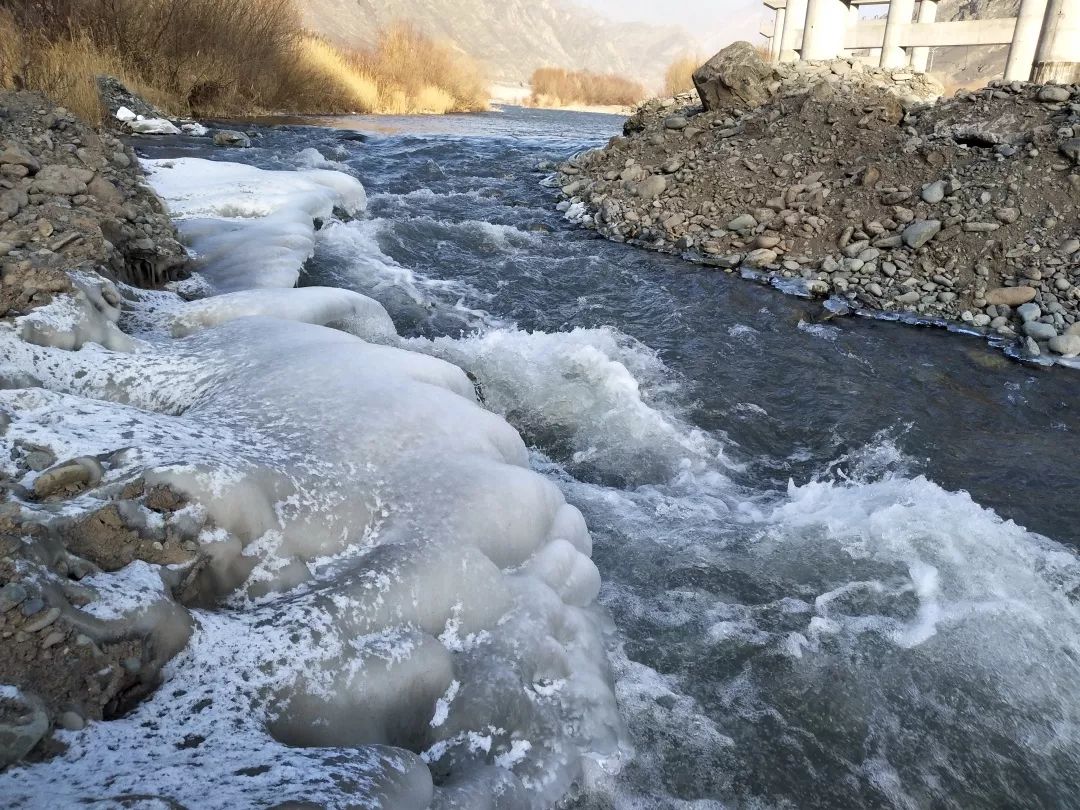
[299,0,694,89]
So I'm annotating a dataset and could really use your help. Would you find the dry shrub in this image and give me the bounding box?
[0,2,488,117]
[0,8,24,89]
[353,23,488,113]
[664,54,702,97]
[530,68,645,108]
[294,36,379,113]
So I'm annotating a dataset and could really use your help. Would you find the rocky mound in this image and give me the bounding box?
[0,90,188,318]
[555,44,1080,363]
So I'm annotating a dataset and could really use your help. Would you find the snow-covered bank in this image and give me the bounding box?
[0,155,622,805]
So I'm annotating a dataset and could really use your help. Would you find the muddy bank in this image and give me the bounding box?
[553,45,1080,365]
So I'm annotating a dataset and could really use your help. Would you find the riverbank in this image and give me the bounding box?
[553,45,1080,366]
[0,89,618,800]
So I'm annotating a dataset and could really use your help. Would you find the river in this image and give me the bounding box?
[136,105,1079,809]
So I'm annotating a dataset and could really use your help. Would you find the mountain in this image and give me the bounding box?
[298,0,695,89]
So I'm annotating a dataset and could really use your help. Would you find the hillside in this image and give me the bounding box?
[299,0,693,89]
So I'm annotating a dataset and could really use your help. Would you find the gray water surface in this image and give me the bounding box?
[138,106,1080,809]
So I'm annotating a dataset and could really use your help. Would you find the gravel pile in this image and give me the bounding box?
[555,44,1080,362]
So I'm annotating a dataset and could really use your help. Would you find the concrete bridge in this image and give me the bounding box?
[760,0,1080,83]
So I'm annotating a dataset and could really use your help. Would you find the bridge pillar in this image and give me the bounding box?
[780,0,809,61]
[1006,0,1050,80]
[1032,0,1080,82]
[880,0,916,68]
[910,0,938,72]
[770,7,788,62]
[802,0,849,59]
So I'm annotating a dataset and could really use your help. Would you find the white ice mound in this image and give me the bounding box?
[143,158,367,292]
[0,158,621,805]
[170,286,397,342]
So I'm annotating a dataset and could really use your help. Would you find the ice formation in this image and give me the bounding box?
[143,158,367,292]
[0,158,621,807]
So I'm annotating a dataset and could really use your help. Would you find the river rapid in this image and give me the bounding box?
[138,106,1079,809]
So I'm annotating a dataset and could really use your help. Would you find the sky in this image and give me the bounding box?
[572,0,766,50]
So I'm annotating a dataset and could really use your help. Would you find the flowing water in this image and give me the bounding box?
[138,106,1079,809]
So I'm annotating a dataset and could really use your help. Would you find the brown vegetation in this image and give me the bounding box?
[0,1,488,122]
[663,54,702,97]
[529,67,645,109]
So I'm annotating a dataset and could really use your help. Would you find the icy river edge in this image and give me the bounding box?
[0,147,625,806]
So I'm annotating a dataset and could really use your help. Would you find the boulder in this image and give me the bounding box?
[0,142,40,174]
[30,165,94,196]
[692,41,775,112]
[983,286,1037,306]
[213,130,252,148]
[1049,334,1080,357]
[635,175,667,199]
[901,219,941,248]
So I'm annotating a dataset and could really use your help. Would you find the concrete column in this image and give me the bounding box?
[844,3,861,57]
[1006,0,1050,80]
[1032,0,1080,82]
[803,0,848,59]
[770,7,788,62]
[880,0,916,69]
[910,0,938,72]
[780,0,809,61]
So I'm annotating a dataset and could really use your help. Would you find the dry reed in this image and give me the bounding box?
[0,1,489,119]
[529,67,646,108]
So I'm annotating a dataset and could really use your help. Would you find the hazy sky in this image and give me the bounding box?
[572,0,766,49]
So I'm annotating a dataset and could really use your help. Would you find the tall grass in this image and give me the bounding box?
[0,1,488,121]
[529,68,645,108]
[664,54,702,97]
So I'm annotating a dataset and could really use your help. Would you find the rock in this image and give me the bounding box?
[126,118,181,135]
[920,180,946,204]
[0,583,28,612]
[1037,85,1072,103]
[213,130,252,148]
[901,219,941,248]
[0,688,49,767]
[994,207,1019,224]
[114,106,137,122]
[1024,321,1057,340]
[635,175,668,199]
[660,157,683,174]
[87,175,125,209]
[896,290,921,304]
[57,711,86,732]
[31,456,104,499]
[744,248,777,266]
[1017,302,1041,322]
[692,41,775,112]
[984,286,1037,306]
[727,214,758,231]
[663,116,688,131]
[1059,138,1080,164]
[1049,334,1080,357]
[1061,238,1080,255]
[23,606,60,633]
[0,142,40,174]
[30,165,94,196]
